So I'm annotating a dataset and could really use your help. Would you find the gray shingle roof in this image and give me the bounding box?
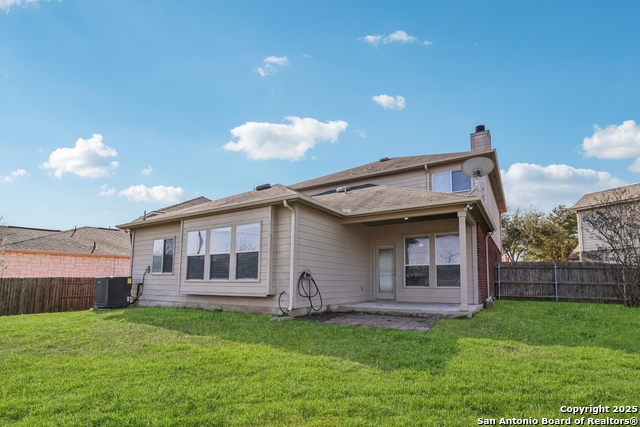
[124,184,300,226]
[289,150,495,190]
[571,183,640,210]
[311,185,472,213]
[0,226,131,256]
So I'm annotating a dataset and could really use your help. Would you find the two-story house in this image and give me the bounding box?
[117,126,507,316]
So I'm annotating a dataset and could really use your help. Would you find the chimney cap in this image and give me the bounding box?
[475,125,485,133]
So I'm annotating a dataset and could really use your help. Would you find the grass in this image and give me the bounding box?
[1,301,639,426]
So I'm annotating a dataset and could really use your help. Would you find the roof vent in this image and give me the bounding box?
[475,125,485,133]
[336,186,350,194]
[255,183,271,191]
[379,157,390,162]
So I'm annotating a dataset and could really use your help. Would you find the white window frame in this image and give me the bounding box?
[209,227,231,281]
[435,233,461,288]
[184,221,262,283]
[234,223,261,281]
[403,235,430,288]
[152,238,175,275]
[186,230,207,281]
[432,170,471,193]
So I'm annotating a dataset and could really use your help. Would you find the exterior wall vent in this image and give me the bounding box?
[255,183,271,191]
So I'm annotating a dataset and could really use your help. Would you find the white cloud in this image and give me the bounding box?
[373,94,406,110]
[141,165,153,175]
[256,56,289,76]
[119,185,185,203]
[41,134,119,179]
[0,0,58,12]
[1,169,29,183]
[99,184,115,197]
[581,120,640,172]
[359,30,431,47]
[502,163,626,212]
[224,116,348,161]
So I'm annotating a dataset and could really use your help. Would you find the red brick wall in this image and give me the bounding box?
[477,223,501,302]
[1,251,130,278]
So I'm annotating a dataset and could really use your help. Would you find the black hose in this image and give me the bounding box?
[129,271,146,306]
[297,270,322,316]
[278,291,288,316]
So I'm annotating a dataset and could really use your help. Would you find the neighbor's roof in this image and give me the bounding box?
[290,150,495,190]
[310,184,472,213]
[571,183,640,211]
[0,226,131,256]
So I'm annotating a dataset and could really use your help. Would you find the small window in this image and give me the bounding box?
[210,227,231,280]
[235,223,260,280]
[152,238,174,273]
[432,171,471,192]
[405,236,429,287]
[187,230,206,280]
[436,234,460,287]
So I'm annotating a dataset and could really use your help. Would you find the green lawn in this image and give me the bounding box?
[1,301,639,426]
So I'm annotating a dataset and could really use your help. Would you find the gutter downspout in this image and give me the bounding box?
[283,200,296,312]
[486,231,493,299]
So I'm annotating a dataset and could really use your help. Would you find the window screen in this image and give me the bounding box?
[187,230,206,280]
[452,170,471,192]
[432,172,451,192]
[405,237,429,287]
[235,223,260,280]
[436,234,460,287]
[210,227,231,280]
[152,240,163,273]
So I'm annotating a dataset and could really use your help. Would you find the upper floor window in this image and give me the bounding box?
[152,238,174,273]
[433,171,471,193]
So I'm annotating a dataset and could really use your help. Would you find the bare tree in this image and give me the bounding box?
[581,188,640,307]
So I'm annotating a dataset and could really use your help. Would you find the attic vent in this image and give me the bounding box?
[379,157,390,162]
[255,183,271,191]
[336,186,350,194]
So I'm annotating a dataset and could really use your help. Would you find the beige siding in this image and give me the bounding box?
[369,218,476,304]
[481,175,502,250]
[295,205,371,307]
[578,209,608,252]
[131,205,293,314]
[302,169,428,196]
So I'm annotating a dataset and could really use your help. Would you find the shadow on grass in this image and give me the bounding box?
[97,307,461,373]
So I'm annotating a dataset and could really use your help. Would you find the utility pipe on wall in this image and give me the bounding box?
[283,200,296,312]
[486,231,493,299]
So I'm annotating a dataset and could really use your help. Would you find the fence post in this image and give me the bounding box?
[554,263,558,302]
[497,263,501,300]
[623,266,627,304]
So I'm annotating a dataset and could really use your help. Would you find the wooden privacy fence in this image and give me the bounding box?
[0,277,95,316]
[495,262,624,304]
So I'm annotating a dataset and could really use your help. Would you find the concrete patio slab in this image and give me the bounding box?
[297,313,442,332]
[333,300,483,318]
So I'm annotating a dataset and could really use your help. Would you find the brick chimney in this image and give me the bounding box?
[471,125,491,151]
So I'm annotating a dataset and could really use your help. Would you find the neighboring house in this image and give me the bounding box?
[117,126,507,316]
[0,226,131,278]
[571,183,640,262]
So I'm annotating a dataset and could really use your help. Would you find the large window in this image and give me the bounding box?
[187,230,206,280]
[436,234,460,287]
[405,236,429,287]
[235,223,260,280]
[209,227,231,280]
[152,238,174,273]
[433,171,471,193]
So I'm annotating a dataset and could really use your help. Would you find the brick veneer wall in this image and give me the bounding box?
[477,223,501,302]
[0,251,130,278]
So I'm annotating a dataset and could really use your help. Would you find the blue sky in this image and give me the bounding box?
[1,0,639,230]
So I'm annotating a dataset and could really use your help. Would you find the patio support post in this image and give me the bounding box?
[458,211,469,311]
